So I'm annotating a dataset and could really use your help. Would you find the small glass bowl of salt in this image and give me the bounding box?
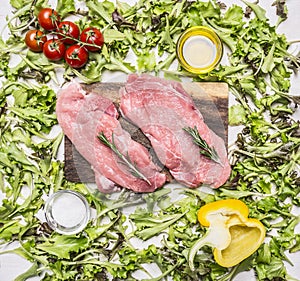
[44,190,90,235]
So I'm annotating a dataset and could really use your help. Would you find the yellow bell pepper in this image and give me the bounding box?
[188,199,266,269]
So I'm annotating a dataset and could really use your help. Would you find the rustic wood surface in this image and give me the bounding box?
[64,82,229,183]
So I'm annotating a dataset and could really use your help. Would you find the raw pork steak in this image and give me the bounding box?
[56,82,167,193]
[120,74,231,188]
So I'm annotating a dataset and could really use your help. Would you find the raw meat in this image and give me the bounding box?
[56,82,167,193]
[120,74,231,188]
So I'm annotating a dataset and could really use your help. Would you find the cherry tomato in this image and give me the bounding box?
[43,39,66,61]
[65,45,89,68]
[25,29,47,52]
[57,21,80,45]
[38,8,60,31]
[80,27,104,52]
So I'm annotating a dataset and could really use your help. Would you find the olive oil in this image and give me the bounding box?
[176,26,223,74]
[182,35,217,68]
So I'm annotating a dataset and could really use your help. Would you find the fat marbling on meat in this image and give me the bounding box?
[120,74,231,188]
[56,82,167,193]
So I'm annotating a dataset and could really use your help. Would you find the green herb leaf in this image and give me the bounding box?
[98,131,151,185]
[183,126,222,165]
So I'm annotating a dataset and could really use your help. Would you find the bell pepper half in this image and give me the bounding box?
[188,199,266,269]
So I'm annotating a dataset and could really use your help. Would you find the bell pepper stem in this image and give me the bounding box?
[188,232,211,271]
[188,221,232,271]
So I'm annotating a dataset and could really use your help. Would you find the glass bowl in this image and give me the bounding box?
[176,26,223,74]
[44,190,90,235]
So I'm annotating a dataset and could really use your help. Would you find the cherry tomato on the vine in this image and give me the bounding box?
[57,21,80,45]
[43,39,66,61]
[65,45,89,69]
[25,29,47,52]
[38,8,60,31]
[80,27,104,52]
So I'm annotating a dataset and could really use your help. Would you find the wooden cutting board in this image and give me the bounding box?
[64,82,229,183]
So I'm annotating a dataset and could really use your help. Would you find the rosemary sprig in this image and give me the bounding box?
[183,126,222,165]
[98,131,151,185]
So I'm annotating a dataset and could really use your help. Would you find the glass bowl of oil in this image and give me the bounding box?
[176,26,223,74]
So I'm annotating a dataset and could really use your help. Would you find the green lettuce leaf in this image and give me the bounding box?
[229,104,247,126]
[36,235,89,259]
[56,0,76,18]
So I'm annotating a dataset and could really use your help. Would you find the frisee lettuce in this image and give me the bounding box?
[0,0,299,280]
